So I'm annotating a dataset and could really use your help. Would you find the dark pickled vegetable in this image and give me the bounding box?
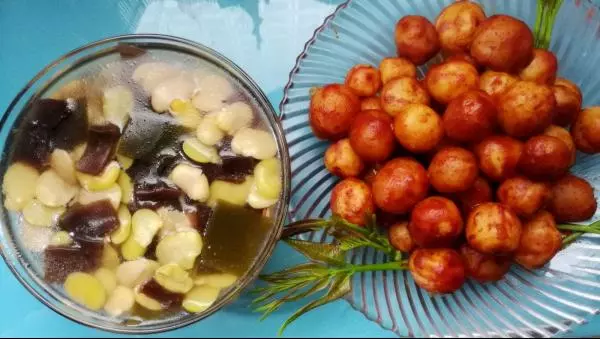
[139,279,183,309]
[44,241,103,283]
[116,43,146,59]
[132,183,182,211]
[127,154,180,184]
[53,99,89,150]
[76,124,121,175]
[59,200,119,242]
[118,111,183,160]
[185,202,213,232]
[200,157,258,184]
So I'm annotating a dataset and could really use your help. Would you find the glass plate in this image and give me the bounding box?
[280,0,600,337]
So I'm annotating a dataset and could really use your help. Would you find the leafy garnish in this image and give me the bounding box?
[559,220,600,248]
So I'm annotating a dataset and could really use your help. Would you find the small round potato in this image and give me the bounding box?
[497,81,555,138]
[395,15,440,65]
[552,80,582,126]
[515,211,562,269]
[349,110,396,163]
[409,196,463,248]
[393,104,444,153]
[466,202,522,255]
[425,60,479,105]
[309,84,360,140]
[443,90,497,143]
[379,57,417,84]
[497,176,552,218]
[459,244,511,283]
[470,15,534,72]
[372,158,429,214]
[456,176,493,216]
[330,178,375,226]
[361,96,383,111]
[345,64,382,97]
[324,139,364,178]
[571,107,600,154]
[518,135,571,180]
[519,49,558,85]
[435,1,486,53]
[543,125,576,165]
[388,221,416,253]
[381,77,430,116]
[428,147,478,193]
[474,135,523,182]
[409,248,466,294]
[548,174,597,223]
[479,70,518,99]
[444,53,480,70]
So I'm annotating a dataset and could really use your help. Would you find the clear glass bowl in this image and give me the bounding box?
[280,0,600,337]
[0,34,290,334]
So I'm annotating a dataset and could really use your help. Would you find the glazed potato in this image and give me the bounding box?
[409,196,463,248]
[548,174,597,223]
[571,107,600,154]
[372,158,429,214]
[428,147,478,193]
[497,81,555,138]
[519,49,558,85]
[443,90,497,143]
[515,211,562,269]
[552,79,582,126]
[543,125,576,165]
[349,110,396,162]
[459,244,511,283]
[470,15,534,72]
[409,248,466,294]
[497,176,551,218]
[479,71,518,99]
[345,64,382,97]
[466,202,522,255]
[393,104,444,153]
[456,176,493,216]
[425,60,479,105]
[474,135,523,182]
[361,97,383,111]
[330,178,375,226]
[381,77,430,116]
[388,221,416,253]
[309,84,360,140]
[519,135,571,180]
[395,16,440,65]
[324,139,364,178]
[379,57,417,84]
[444,53,480,70]
[435,1,486,53]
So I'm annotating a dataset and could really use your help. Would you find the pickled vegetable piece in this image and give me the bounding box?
[118,111,184,159]
[169,164,209,202]
[111,205,132,245]
[2,163,40,211]
[183,285,220,313]
[78,184,122,209]
[182,138,221,164]
[50,149,77,185]
[200,156,257,184]
[194,273,237,288]
[132,183,182,210]
[59,200,119,243]
[154,263,194,293]
[138,279,183,310]
[254,158,282,199]
[116,43,146,58]
[116,258,159,288]
[104,286,135,317]
[76,161,120,191]
[49,231,73,247]
[36,169,78,207]
[118,171,134,204]
[208,177,253,207]
[22,199,65,227]
[94,268,117,294]
[76,124,121,175]
[64,272,107,311]
[53,99,89,150]
[156,231,203,270]
[44,241,104,283]
[131,209,163,247]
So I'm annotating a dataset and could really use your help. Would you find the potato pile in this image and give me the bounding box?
[311,1,599,294]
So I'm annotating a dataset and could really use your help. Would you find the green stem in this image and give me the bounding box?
[557,224,600,234]
[332,261,408,275]
[562,232,583,248]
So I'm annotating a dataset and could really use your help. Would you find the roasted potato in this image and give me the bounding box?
[345,64,382,97]
[552,79,582,126]
[444,53,480,70]
[470,15,534,72]
[388,221,416,253]
[372,158,429,214]
[543,125,576,165]
[571,107,600,154]
[515,211,562,269]
[409,248,466,294]
[466,202,522,255]
[443,90,497,143]
[309,84,360,140]
[395,15,440,65]
[497,176,551,218]
[474,135,523,181]
[381,77,430,116]
[425,60,479,105]
[497,81,555,138]
[435,1,486,53]
[459,244,511,283]
[393,104,444,153]
[409,196,463,248]
[548,174,597,223]
[379,57,417,84]
[519,135,571,180]
[349,110,396,163]
[456,176,493,216]
[324,139,364,178]
[518,49,558,85]
[361,97,383,111]
[479,70,518,99]
[330,178,375,226]
[428,147,479,193]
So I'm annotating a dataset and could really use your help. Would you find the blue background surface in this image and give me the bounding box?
[0,0,597,337]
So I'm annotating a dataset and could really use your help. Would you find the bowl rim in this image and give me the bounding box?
[0,33,291,334]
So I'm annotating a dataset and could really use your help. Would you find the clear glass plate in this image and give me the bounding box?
[280,0,600,337]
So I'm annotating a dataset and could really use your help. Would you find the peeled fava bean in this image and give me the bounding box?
[101,244,121,270]
[194,273,238,289]
[2,162,40,211]
[157,207,194,239]
[183,285,220,313]
[216,102,254,135]
[59,200,119,243]
[208,177,254,207]
[254,158,282,199]
[77,161,121,192]
[137,279,183,311]
[192,74,235,112]
[76,124,120,176]
[247,182,278,209]
[94,267,118,294]
[117,170,133,204]
[78,184,122,210]
[196,113,224,146]
[36,169,79,207]
[231,128,277,160]
[154,263,194,294]
[22,199,65,227]
[131,209,163,247]
[64,272,107,311]
[104,286,135,317]
[49,231,73,247]
[103,85,133,129]
[116,258,159,288]
[132,62,179,93]
[49,149,77,185]
[156,231,203,270]
[169,163,209,202]
[110,205,132,245]
[151,75,195,113]
[182,138,222,164]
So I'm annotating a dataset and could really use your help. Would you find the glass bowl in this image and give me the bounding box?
[0,34,290,334]
[280,0,600,337]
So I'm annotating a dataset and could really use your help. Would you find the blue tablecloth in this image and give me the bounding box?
[0,0,597,337]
